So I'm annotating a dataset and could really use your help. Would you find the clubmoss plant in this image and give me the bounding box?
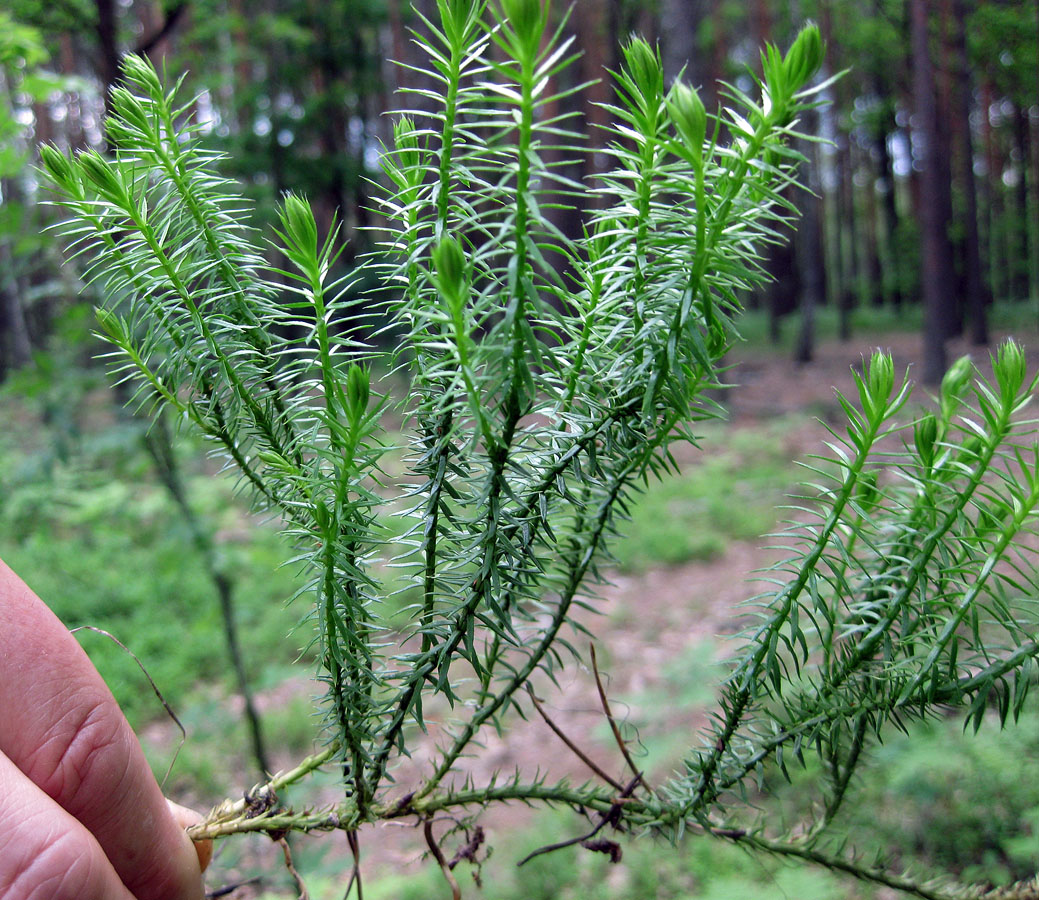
[40,2,1039,898]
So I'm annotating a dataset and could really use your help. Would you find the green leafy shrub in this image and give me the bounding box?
[39,2,1039,898]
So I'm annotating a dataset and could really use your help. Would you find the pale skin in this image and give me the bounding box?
[0,557,210,900]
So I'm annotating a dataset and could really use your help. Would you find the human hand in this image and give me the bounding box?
[0,558,210,900]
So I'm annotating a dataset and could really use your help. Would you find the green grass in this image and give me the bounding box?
[0,379,306,732]
[738,296,1039,356]
[736,302,925,352]
[611,418,804,572]
[835,706,1039,888]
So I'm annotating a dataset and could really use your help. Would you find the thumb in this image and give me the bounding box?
[166,799,214,874]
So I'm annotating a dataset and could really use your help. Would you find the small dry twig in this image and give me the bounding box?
[343,830,364,900]
[526,685,623,791]
[424,818,462,900]
[71,625,186,788]
[590,644,652,796]
[277,836,309,900]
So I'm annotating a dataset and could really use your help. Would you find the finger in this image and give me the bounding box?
[0,748,135,900]
[166,800,213,872]
[0,559,205,900]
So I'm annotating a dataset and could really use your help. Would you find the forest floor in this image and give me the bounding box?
[184,327,1032,898]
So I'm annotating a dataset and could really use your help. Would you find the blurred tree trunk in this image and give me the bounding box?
[0,238,33,376]
[766,233,799,344]
[836,139,858,341]
[749,0,772,69]
[912,0,950,383]
[795,137,826,364]
[951,0,987,345]
[935,0,961,338]
[1031,0,1039,301]
[1011,104,1032,301]
[866,0,905,310]
[95,0,120,120]
[863,156,884,308]
[607,0,657,74]
[575,0,611,181]
[874,112,904,309]
[660,0,711,90]
[539,0,611,248]
[818,5,852,338]
[979,79,1003,304]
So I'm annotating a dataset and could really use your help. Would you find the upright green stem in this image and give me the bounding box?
[688,386,896,813]
[417,454,644,799]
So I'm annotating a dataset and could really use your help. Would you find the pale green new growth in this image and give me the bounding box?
[40,2,1039,898]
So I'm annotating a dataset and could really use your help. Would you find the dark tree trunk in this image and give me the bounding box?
[863,161,884,308]
[0,240,33,378]
[951,0,987,345]
[875,120,904,309]
[979,79,1003,303]
[837,138,858,341]
[912,0,949,384]
[766,234,800,345]
[935,0,961,338]
[1012,104,1032,301]
[95,0,120,121]
[660,0,712,92]
[795,137,826,365]
[1031,0,1039,300]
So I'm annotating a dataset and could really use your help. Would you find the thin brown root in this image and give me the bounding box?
[343,830,364,900]
[590,644,652,796]
[424,818,462,900]
[71,625,185,788]
[205,877,263,898]
[526,685,623,790]
[277,836,309,900]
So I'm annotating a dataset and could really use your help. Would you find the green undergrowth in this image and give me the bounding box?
[611,417,805,572]
[10,331,1039,898]
[0,374,304,730]
[739,298,1039,356]
[752,702,1039,892]
[2,365,805,734]
[840,706,1039,888]
[231,689,1039,898]
[738,303,923,351]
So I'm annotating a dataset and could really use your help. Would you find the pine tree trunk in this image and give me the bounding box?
[837,139,857,341]
[95,0,120,121]
[1012,105,1032,301]
[0,239,33,377]
[935,0,961,338]
[951,0,987,345]
[795,138,826,365]
[912,0,949,383]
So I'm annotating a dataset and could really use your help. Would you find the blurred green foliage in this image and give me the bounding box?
[611,419,801,571]
[0,349,305,729]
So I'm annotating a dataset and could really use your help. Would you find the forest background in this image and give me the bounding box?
[1,1,1039,898]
